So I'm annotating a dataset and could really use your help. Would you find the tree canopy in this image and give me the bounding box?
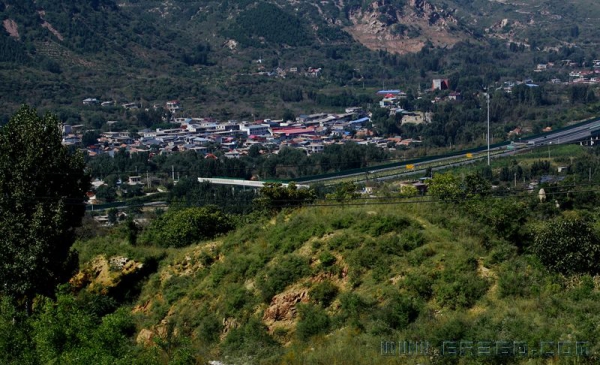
[0,106,90,305]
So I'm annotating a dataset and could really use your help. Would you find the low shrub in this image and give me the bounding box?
[296,304,331,341]
[257,255,311,302]
[309,281,338,307]
[141,206,234,248]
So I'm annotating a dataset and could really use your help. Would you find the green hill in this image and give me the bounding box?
[5,141,600,363]
[64,172,600,363]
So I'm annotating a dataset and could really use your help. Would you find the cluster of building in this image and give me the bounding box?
[64,105,424,159]
[533,60,600,84]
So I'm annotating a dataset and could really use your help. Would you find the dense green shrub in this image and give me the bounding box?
[402,270,436,300]
[434,258,489,309]
[196,313,221,344]
[309,281,339,307]
[532,215,600,275]
[222,317,279,357]
[357,214,413,236]
[224,284,254,316]
[319,251,337,267]
[141,206,234,248]
[337,293,370,326]
[497,259,540,298]
[257,255,311,302]
[375,293,421,331]
[296,304,331,341]
[327,232,363,250]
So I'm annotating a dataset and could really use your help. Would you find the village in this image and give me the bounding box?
[67,95,430,160]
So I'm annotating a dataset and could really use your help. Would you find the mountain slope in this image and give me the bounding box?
[2,0,600,122]
[73,193,600,363]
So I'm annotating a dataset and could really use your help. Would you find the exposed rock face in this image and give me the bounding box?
[3,19,19,39]
[263,289,309,327]
[136,328,155,346]
[345,0,463,54]
[69,255,144,293]
[38,10,64,41]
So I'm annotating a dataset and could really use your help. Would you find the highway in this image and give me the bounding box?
[300,117,600,184]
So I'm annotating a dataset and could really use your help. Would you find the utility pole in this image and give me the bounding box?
[487,88,491,166]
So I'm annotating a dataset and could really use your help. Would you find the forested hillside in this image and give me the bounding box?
[1,0,600,129]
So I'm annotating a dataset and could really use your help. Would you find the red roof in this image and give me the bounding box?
[273,127,315,136]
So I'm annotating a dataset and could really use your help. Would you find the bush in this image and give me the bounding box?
[532,215,600,275]
[196,313,221,344]
[296,304,331,341]
[434,272,489,310]
[375,293,421,331]
[319,251,336,267]
[223,317,279,356]
[402,270,435,300]
[357,214,413,236]
[309,281,338,307]
[497,260,538,298]
[142,206,234,248]
[257,255,311,302]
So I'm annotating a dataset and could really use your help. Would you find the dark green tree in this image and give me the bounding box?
[81,130,101,147]
[0,106,90,309]
[532,215,600,275]
[255,182,316,212]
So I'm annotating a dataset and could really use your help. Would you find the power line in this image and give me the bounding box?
[15,181,600,209]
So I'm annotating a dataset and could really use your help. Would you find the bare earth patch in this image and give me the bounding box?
[3,19,19,39]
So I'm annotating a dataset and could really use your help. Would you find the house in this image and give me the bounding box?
[306,142,324,154]
[376,89,403,96]
[306,67,322,77]
[129,176,142,185]
[432,79,450,90]
[166,100,181,113]
[216,122,240,131]
[62,124,72,135]
[240,124,271,136]
[83,98,99,106]
[448,92,462,101]
[380,97,397,108]
[508,127,522,137]
[224,150,242,159]
[348,117,370,129]
[122,102,139,110]
[272,127,316,139]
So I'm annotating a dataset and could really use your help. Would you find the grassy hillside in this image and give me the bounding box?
[70,179,600,364]
[5,144,600,363]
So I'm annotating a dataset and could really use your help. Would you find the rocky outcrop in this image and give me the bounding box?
[69,255,144,293]
[345,0,463,54]
[3,19,19,39]
[263,289,309,328]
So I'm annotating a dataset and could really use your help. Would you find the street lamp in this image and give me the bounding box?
[486,87,490,166]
